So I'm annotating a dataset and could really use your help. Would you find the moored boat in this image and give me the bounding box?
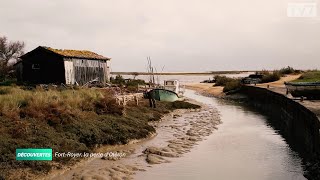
[144,80,184,102]
[284,82,320,99]
[241,74,264,84]
[149,88,179,102]
[162,80,185,97]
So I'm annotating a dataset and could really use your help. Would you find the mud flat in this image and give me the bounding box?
[135,90,306,180]
[44,99,221,180]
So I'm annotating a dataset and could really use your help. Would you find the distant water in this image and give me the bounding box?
[135,90,306,180]
[120,72,252,84]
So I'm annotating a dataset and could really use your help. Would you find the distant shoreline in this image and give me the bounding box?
[111,71,253,76]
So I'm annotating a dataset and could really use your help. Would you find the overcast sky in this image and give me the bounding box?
[1,0,319,72]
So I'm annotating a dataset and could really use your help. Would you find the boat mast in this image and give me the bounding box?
[147,56,155,87]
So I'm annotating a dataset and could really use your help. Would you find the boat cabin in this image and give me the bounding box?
[163,80,185,96]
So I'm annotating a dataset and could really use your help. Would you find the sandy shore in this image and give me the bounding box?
[43,98,221,180]
[185,83,225,97]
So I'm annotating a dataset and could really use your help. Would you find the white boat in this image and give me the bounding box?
[163,80,185,97]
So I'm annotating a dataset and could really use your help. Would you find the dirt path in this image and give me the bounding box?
[256,74,301,88]
[185,83,224,97]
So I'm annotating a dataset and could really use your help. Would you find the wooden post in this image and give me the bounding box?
[134,95,139,106]
[123,96,127,106]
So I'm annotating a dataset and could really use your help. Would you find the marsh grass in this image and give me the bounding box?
[0,86,200,179]
[214,75,234,86]
[279,66,301,75]
[213,75,242,93]
[223,80,242,92]
[260,71,281,83]
[293,71,320,82]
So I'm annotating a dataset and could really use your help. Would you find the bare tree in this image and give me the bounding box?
[0,36,25,80]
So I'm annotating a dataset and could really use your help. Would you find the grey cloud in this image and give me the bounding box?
[1,0,319,72]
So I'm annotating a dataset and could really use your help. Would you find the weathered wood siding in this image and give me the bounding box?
[64,60,75,85]
[64,58,108,85]
[105,62,110,82]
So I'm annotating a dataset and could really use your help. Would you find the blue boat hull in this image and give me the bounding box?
[150,89,179,102]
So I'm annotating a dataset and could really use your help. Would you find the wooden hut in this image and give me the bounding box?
[18,46,111,85]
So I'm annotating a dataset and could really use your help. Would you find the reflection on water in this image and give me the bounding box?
[135,90,306,180]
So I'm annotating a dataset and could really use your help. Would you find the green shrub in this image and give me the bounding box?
[127,79,146,86]
[214,75,234,86]
[260,71,281,83]
[279,66,300,75]
[223,80,242,92]
[110,75,125,85]
[213,75,242,92]
[111,75,146,90]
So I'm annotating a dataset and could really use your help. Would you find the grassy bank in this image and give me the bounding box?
[0,86,200,179]
[293,70,320,83]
